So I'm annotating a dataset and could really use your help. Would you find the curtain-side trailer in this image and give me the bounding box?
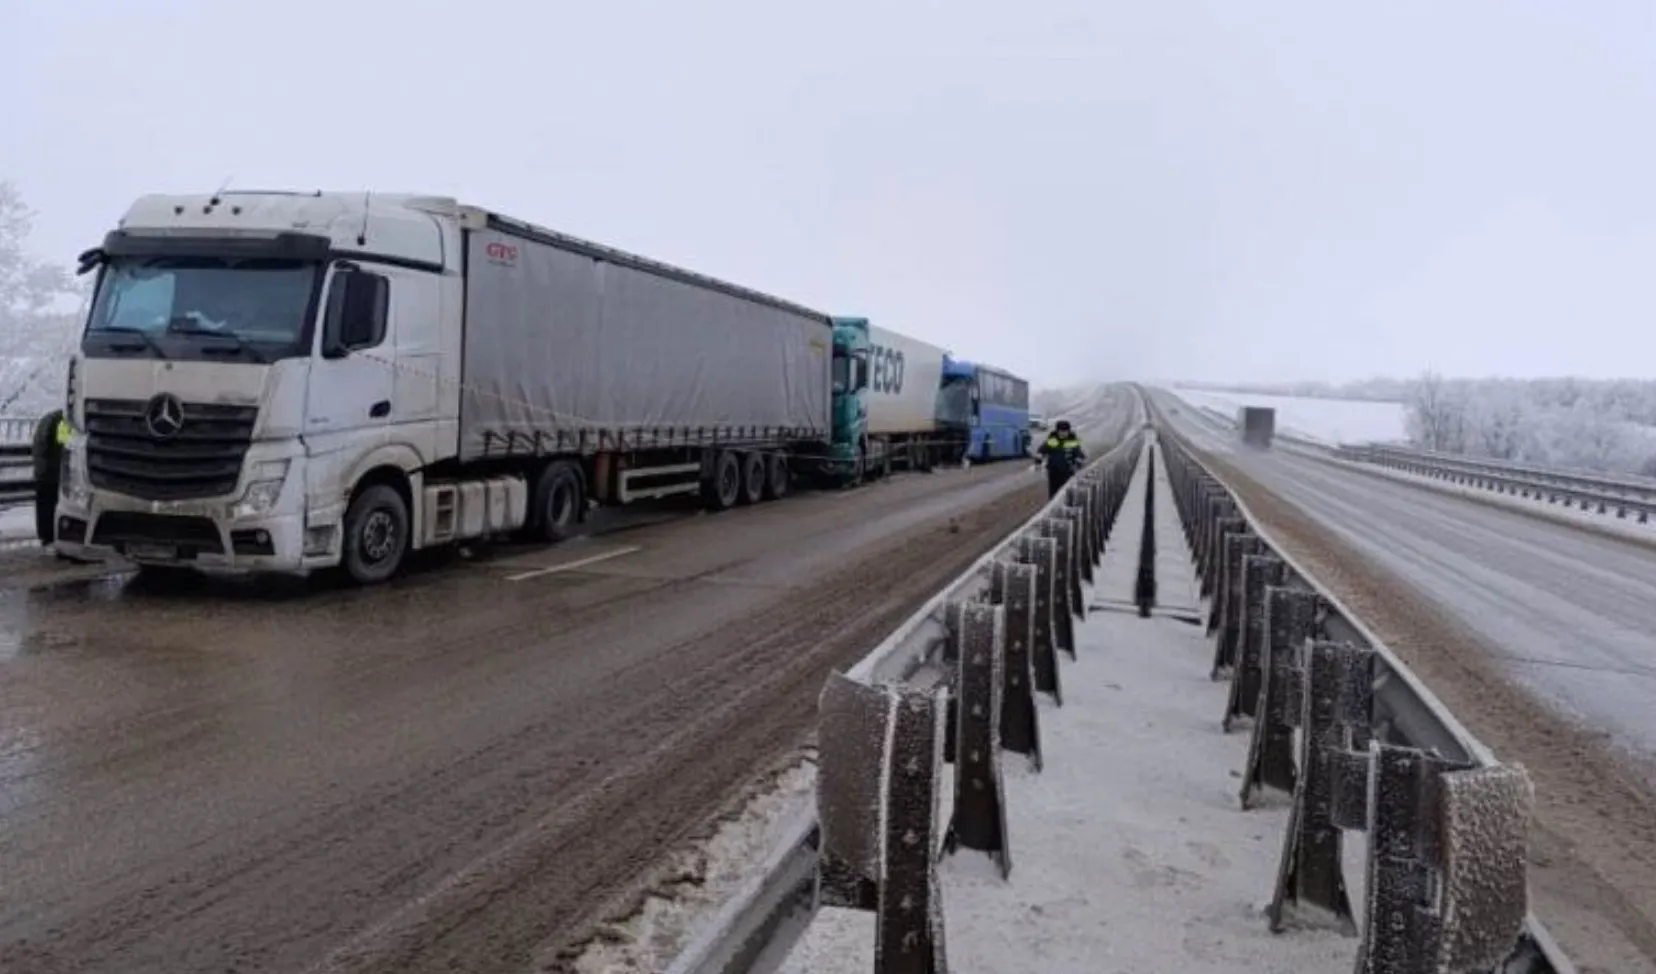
[56,191,854,584]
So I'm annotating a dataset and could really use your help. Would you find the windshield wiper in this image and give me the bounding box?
[91,325,169,359]
[166,317,269,363]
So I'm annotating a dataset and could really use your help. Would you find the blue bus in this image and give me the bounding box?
[938,355,1032,462]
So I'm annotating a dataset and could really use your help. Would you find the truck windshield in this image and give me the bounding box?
[83,256,320,361]
[937,376,974,425]
[832,353,850,394]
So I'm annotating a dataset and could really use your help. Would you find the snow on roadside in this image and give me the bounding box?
[779,439,1365,973]
[564,758,818,973]
[1171,387,1407,446]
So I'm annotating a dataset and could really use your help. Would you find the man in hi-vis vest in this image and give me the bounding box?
[1035,419,1085,499]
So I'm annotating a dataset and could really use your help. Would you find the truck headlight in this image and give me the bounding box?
[233,460,290,518]
[60,448,89,506]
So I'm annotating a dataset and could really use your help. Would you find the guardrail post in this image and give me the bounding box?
[943,602,1012,877]
[879,683,950,974]
[1210,528,1261,680]
[1064,482,1098,583]
[1017,535,1063,706]
[1223,553,1286,731]
[816,672,894,911]
[1204,515,1243,619]
[1038,517,1078,658]
[1434,763,1534,971]
[1269,640,1372,934]
[1240,586,1317,808]
[1356,745,1530,974]
[1054,506,1088,617]
[994,560,1042,768]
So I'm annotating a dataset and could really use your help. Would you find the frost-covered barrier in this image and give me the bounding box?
[663,416,1148,974]
[1,416,36,511]
[1157,412,1572,974]
[1335,443,1656,528]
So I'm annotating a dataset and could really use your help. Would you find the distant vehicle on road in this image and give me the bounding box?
[53,190,1018,585]
[1238,406,1275,449]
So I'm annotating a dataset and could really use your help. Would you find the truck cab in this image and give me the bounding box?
[54,190,463,582]
[827,316,872,480]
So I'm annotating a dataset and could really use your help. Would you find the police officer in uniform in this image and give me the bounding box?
[1035,419,1085,499]
[31,408,68,545]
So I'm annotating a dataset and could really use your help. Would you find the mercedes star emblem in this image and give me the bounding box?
[145,393,185,438]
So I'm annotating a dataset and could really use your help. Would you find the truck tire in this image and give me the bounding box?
[764,454,790,500]
[738,452,766,505]
[529,461,583,544]
[342,483,410,585]
[703,450,741,511]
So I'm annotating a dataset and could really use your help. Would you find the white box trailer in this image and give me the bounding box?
[865,324,945,436]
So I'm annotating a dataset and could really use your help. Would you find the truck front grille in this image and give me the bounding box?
[85,397,257,501]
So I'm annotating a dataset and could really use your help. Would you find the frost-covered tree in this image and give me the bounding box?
[0,180,84,418]
[1404,370,1473,452]
[1402,372,1656,477]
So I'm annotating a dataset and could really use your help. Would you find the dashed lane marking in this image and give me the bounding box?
[504,545,643,582]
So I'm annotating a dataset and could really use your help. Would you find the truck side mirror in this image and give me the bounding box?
[322,269,389,359]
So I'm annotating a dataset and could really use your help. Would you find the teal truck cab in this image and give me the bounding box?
[822,316,953,483]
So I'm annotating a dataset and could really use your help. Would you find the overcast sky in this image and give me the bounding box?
[4,0,1654,387]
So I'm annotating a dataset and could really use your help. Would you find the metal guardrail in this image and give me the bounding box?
[1336,444,1656,525]
[1,424,35,508]
[664,412,1149,974]
[1150,392,1575,974]
[669,384,1563,967]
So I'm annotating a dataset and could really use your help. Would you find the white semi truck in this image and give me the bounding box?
[53,190,880,584]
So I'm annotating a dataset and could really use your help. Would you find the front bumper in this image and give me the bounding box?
[53,445,343,576]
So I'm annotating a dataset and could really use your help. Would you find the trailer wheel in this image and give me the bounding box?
[342,483,410,585]
[530,461,584,544]
[703,450,742,511]
[764,454,790,500]
[738,452,767,505]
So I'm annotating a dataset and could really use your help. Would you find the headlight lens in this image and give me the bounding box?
[60,446,89,505]
[232,460,291,518]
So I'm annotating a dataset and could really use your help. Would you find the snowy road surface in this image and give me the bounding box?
[780,438,1361,973]
[0,463,1048,974]
[0,390,1139,974]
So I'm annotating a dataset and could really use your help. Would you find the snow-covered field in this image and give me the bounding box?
[1170,387,1407,446]
[594,438,1367,973]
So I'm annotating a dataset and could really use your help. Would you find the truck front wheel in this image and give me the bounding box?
[342,483,410,585]
[529,461,584,544]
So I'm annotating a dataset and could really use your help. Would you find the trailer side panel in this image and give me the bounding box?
[865,324,945,435]
[459,226,832,462]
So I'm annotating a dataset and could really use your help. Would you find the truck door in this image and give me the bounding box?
[304,262,397,456]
